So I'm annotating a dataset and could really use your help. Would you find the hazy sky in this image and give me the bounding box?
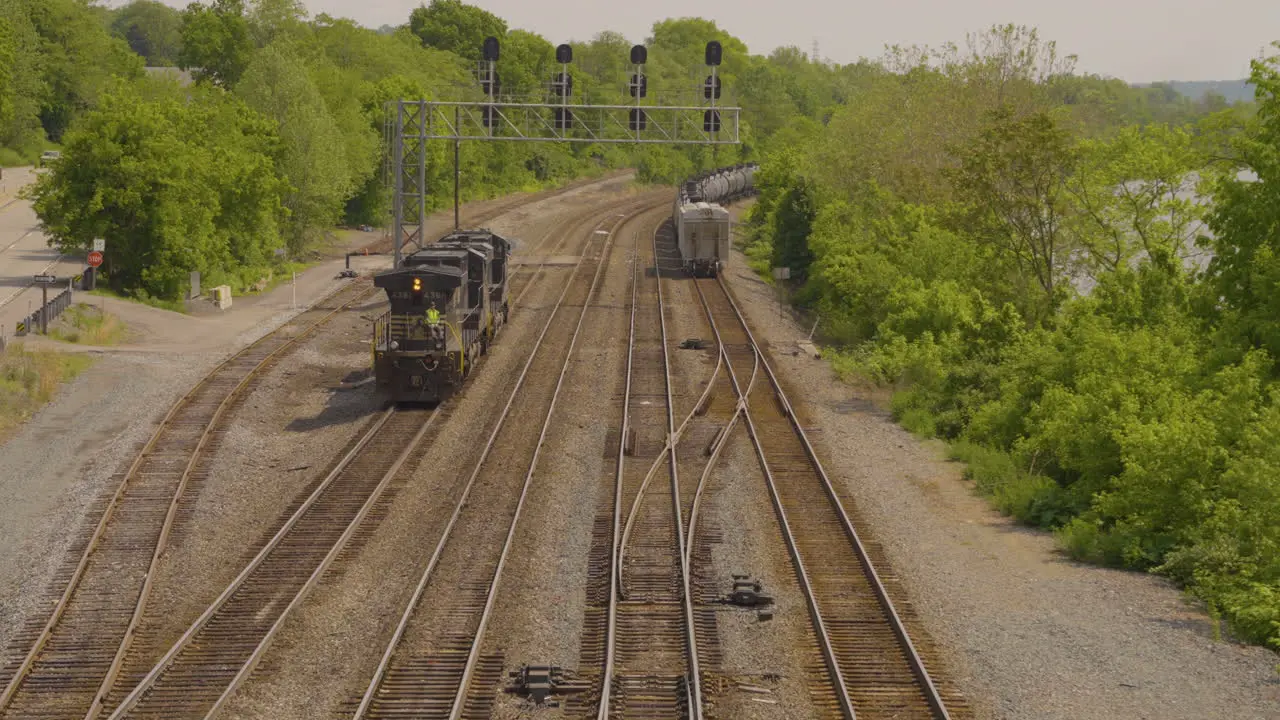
[133,1,1279,82]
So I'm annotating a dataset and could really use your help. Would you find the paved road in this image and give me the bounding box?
[0,167,82,338]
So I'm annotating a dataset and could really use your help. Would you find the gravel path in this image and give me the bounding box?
[718,213,1280,719]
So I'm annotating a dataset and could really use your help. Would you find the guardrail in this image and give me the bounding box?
[14,286,73,337]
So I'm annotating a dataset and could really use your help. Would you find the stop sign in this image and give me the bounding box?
[87,250,103,268]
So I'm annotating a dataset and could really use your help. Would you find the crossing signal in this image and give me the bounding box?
[554,107,574,130]
[703,109,720,132]
[703,75,721,100]
[552,72,572,98]
[629,108,647,131]
[628,73,647,98]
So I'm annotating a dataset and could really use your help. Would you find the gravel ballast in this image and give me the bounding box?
[718,218,1280,719]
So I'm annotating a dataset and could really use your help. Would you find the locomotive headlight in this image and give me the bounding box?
[389,341,399,350]
[412,277,422,291]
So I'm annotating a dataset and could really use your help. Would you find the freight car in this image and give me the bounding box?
[672,163,758,277]
[371,229,510,404]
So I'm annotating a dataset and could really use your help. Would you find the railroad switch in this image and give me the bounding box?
[505,665,588,705]
[679,338,708,350]
[722,574,774,608]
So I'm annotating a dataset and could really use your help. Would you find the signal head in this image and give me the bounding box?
[630,44,647,65]
[483,36,500,61]
[556,44,573,64]
[705,41,722,66]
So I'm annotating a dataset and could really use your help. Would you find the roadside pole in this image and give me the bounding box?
[292,272,297,309]
[41,284,48,334]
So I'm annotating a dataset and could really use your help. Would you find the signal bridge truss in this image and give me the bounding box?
[389,98,741,264]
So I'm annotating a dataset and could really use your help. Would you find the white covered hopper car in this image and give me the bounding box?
[675,201,732,277]
[671,163,758,277]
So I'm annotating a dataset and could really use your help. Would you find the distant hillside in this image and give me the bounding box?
[1134,80,1255,103]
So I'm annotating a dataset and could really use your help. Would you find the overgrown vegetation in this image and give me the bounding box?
[9,0,855,303]
[0,342,93,438]
[744,26,1280,650]
[48,304,126,345]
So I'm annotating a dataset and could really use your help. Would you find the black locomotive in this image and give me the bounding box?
[372,229,511,403]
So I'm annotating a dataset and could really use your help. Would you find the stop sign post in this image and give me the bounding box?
[86,250,103,293]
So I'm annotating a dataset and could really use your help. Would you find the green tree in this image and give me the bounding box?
[1206,44,1280,361]
[28,79,284,298]
[236,41,352,250]
[1068,124,1216,276]
[949,108,1078,311]
[18,0,144,142]
[110,0,183,65]
[408,0,506,63]
[178,0,253,87]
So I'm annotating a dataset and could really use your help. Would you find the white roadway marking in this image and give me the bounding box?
[0,228,38,256]
[0,254,67,312]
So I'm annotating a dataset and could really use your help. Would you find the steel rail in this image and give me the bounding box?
[105,190,634,720]
[0,277,371,716]
[599,213,707,719]
[652,213,704,720]
[682,275,759,571]
[714,274,952,719]
[692,277,856,718]
[508,195,658,311]
[595,215,642,720]
[615,252,727,588]
[84,283,378,720]
[351,204,642,720]
[101,404,437,719]
[445,201,643,720]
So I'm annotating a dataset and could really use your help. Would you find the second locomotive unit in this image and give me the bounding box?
[372,229,511,403]
[672,163,758,277]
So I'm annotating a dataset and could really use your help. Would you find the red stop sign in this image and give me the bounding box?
[87,250,103,268]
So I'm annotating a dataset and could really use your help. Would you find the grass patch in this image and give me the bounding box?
[48,303,126,345]
[0,342,94,440]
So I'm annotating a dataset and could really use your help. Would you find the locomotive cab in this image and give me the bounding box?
[372,230,511,404]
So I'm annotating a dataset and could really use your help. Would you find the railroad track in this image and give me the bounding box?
[0,177,621,720]
[93,192,652,720]
[584,213,699,720]
[694,274,963,719]
[0,277,374,720]
[97,403,442,719]
[347,204,652,720]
